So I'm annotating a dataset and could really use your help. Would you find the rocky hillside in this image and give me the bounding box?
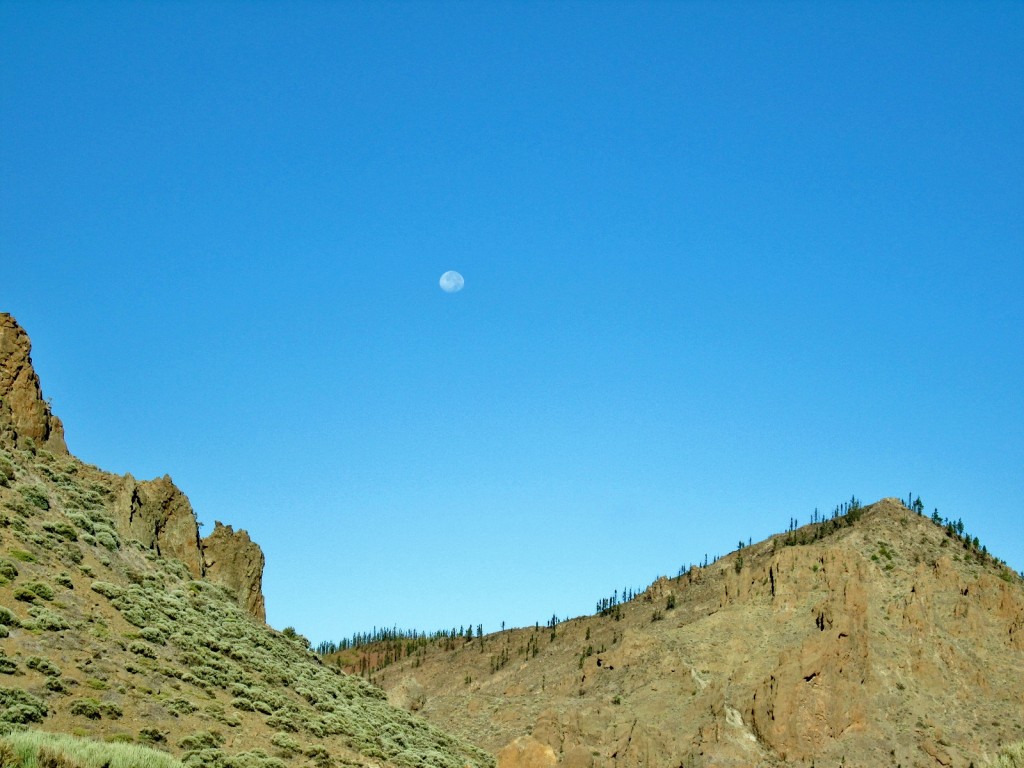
[352,500,1024,768]
[0,313,492,768]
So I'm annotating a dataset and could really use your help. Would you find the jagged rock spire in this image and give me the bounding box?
[0,313,68,453]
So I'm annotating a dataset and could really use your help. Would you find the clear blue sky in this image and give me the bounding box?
[3,2,1021,644]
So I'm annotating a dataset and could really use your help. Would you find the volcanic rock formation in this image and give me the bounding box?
[202,520,267,622]
[0,314,67,454]
[356,498,1024,767]
[0,312,265,620]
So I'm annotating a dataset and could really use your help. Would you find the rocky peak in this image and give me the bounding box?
[202,521,267,622]
[1,313,267,622]
[0,313,67,453]
[113,473,206,579]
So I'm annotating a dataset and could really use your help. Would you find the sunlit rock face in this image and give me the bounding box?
[203,521,267,622]
[1,312,267,623]
[0,313,67,454]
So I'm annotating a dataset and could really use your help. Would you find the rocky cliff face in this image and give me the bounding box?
[0,313,266,621]
[114,473,206,579]
[0,314,67,454]
[358,498,1024,768]
[202,521,267,622]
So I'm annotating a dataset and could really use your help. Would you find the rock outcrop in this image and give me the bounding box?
[497,736,558,768]
[750,549,870,760]
[202,521,267,622]
[0,313,67,453]
[114,473,206,578]
[0,313,267,622]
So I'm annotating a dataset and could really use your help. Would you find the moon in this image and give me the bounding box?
[439,270,465,293]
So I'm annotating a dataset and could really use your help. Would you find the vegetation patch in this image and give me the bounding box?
[0,687,48,724]
[25,605,70,631]
[0,728,183,768]
[0,559,19,581]
[0,455,15,487]
[69,698,122,721]
[17,484,50,511]
[26,656,61,677]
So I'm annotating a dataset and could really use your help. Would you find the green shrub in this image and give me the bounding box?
[69,697,103,719]
[0,607,20,627]
[205,704,242,728]
[14,585,39,602]
[140,626,168,645]
[270,732,301,757]
[67,511,95,533]
[26,656,61,677]
[139,727,167,743]
[25,581,54,600]
[55,572,74,589]
[91,581,125,599]
[129,641,158,659]
[26,606,69,631]
[45,677,68,694]
[0,687,48,723]
[179,730,225,750]
[9,549,36,562]
[0,559,18,580]
[265,711,300,732]
[18,484,49,510]
[304,746,332,766]
[43,521,79,541]
[165,697,197,716]
[0,455,14,487]
[0,657,18,675]
[95,529,120,551]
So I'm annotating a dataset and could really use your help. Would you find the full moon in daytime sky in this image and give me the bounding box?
[439,270,464,293]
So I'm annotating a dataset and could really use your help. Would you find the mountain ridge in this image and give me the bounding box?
[0,312,492,767]
[344,498,1024,767]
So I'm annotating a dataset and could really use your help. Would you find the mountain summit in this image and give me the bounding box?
[350,500,1024,767]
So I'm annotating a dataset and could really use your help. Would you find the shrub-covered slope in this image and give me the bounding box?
[0,313,492,768]
[0,443,491,767]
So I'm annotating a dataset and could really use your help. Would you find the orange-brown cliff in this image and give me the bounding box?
[0,312,266,621]
[351,498,1024,768]
[0,314,67,454]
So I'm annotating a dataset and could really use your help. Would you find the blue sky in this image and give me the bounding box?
[3,2,1021,643]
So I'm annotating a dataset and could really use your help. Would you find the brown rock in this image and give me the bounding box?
[0,314,269,622]
[0,313,67,453]
[114,474,205,578]
[560,746,594,768]
[202,521,266,622]
[497,736,558,768]
[388,677,427,712]
[750,550,869,761]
